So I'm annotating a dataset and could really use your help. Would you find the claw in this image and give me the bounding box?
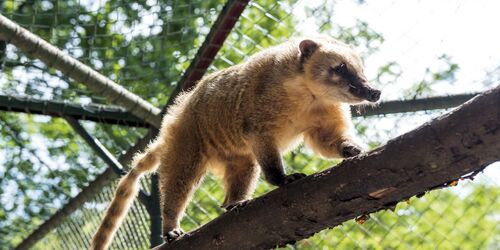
[340,142,362,158]
[225,200,250,212]
[163,228,184,243]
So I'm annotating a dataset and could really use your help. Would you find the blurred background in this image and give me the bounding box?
[0,0,498,249]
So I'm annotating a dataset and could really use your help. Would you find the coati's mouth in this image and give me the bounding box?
[348,83,381,102]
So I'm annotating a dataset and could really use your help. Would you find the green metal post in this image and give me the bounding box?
[150,174,163,248]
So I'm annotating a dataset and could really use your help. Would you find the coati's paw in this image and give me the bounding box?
[163,228,184,243]
[340,141,362,158]
[283,173,307,185]
[225,200,250,212]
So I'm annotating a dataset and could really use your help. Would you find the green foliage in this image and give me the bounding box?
[0,113,103,248]
[403,54,460,99]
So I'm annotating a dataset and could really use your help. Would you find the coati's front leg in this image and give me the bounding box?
[304,124,363,158]
[253,138,306,186]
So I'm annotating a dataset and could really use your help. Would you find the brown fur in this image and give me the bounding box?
[91,37,380,249]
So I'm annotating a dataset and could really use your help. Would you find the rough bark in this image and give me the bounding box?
[157,85,500,250]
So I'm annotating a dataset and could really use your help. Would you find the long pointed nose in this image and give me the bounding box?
[348,79,381,102]
[366,88,381,102]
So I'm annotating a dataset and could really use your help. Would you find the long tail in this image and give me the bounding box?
[91,146,160,250]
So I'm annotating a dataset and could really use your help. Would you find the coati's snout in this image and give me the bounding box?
[348,80,381,102]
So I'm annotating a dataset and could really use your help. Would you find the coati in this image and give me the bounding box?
[91,37,381,250]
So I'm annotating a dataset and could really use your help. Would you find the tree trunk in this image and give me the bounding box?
[157,85,500,250]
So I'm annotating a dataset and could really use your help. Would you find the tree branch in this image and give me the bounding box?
[156,85,500,250]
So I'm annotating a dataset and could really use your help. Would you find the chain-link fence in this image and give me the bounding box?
[1,0,499,249]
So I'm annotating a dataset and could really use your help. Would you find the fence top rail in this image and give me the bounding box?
[0,94,148,127]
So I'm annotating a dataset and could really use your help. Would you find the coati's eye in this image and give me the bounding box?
[329,63,347,76]
[335,63,347,74]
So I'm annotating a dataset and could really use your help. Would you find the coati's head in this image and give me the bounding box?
[298,38,381,104]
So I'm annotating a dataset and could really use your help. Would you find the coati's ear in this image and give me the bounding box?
[298,39,318,58]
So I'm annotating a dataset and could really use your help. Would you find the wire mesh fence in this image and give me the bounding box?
[32,183,152,250]
[0,0,499,249]
[1,0,226,104]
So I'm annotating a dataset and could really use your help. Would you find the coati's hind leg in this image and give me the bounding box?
[157,144,207,242]
[221,158,260,210]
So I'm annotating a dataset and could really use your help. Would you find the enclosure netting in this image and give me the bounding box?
[0,0,498,249]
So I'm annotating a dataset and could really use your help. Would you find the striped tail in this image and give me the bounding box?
[90,148,160,250]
